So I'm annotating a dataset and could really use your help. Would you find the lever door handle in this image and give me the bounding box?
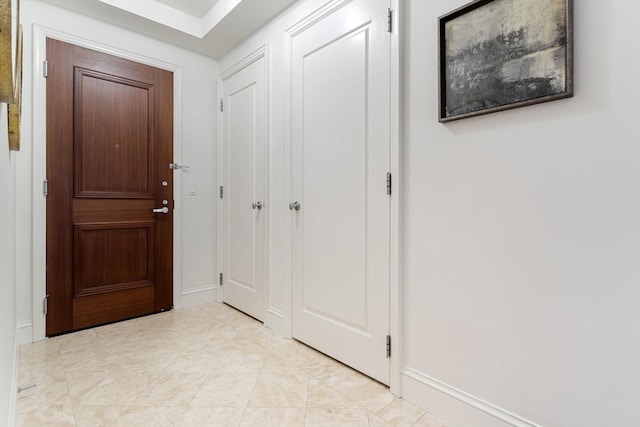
[289,201,300,211]
[153,207,169,214]
[252,201,263,210]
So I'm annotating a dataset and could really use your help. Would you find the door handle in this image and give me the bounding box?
[153,207,169,214]
[252,201,263,210]
[289,201,300,211]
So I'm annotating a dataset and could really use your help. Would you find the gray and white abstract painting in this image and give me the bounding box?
[442,0,569,119]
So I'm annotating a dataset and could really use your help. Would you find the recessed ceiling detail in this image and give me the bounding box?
[39,0,298,58]
[155,0,220,19]
[98,0,241,38]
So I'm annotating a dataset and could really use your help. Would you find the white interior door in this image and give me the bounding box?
[290,0,391,384]
[221,56,266,321]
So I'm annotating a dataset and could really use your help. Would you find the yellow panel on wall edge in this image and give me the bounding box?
[0,0,15,103]
[8,24,22,151]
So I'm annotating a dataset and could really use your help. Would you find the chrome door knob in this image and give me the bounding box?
[252,201,263,210]
[289,201,300,211]
[152,207,169,214]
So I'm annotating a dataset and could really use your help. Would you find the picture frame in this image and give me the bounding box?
[438,0,573,122]
[0,0,19,103]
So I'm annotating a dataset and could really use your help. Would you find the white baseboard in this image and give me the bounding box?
[266,307,284,335]
[401,367,542,427]
[17,321,32,346]
[180,285,218,309]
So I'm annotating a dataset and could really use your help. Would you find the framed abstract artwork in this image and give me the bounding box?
[438,0,573,122]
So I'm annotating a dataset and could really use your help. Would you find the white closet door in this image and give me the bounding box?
[290,0,391,384]
[221,57,266,321]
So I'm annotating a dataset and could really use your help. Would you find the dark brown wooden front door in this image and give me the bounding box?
[46,39,174,336]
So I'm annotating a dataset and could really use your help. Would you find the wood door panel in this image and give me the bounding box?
[73,199,155,223]
[46,38,173,336]
[73,285,155,330]
[75,68,153,198]
[74,223,153,296]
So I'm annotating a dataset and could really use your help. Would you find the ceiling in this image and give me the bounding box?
[38,0,298,58]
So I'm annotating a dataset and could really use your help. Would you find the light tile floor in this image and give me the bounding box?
[17,302,449,427]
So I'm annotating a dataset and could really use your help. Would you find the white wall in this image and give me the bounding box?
[220,0,640,426]
[0,105,18,427]
[18,0,219,342]
[401,1,640,426]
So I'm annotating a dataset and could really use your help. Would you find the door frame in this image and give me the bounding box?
[31,25,183,342]
[216,44,271,322]
[283,0,402,394]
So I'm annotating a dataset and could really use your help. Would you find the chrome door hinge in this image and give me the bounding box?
[43,295,49,315]
[43,179,48,197]
[219,98,224,112]
[43,60,48,78]
[386,172,392,195]
[219,273,223,286]
[219,186,224,199]
[387,8,393,33]
[386,335,391,358]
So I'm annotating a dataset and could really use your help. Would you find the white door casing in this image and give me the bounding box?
[220,53,267,321]
[289,0,392,384]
